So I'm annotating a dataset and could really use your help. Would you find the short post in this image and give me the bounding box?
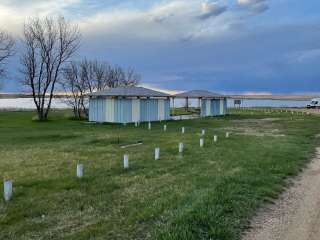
[76,163,83,178]
[3,179,12,202]
[213,135,218,143]
[226,132,230,138]
[163,124,167,132]
[200,138,204,147]
[148,122,151,130]
[155,147,160,160]
[179,143,184,154]
[135,122,138,127]
[123,154,129,169]
[201,129,205,136]
[182,127,185,134]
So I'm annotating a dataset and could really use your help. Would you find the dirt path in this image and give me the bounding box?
[243,147,320,240]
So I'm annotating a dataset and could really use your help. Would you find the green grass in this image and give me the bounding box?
[171,107,200,116]
[0,109,319,240]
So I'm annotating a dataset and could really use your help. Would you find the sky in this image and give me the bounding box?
[0,0,320,94]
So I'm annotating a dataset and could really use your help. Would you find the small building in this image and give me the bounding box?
[89,87,171,123]
[174,90,227,117]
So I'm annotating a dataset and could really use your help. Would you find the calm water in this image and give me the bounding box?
[0,98,311,110]
[0,98,69,109]
[226,99,309,108]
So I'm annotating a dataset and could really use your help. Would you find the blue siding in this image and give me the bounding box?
[140,99,148,122]
[89,98,94,121]
[201,100,206,117]
[90,98,170,123]
[122,99,132,123]
[149,99,159,121]
[200,99,227,117]
[164,99,170,119]
[114,99,132,123]
[210,100,215,116]
[96,98,106,122]
[140,99,161,122]
[211,100,220,116]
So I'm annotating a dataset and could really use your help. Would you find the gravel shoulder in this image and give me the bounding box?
[243,147,320,240]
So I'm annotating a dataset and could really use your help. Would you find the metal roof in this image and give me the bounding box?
[174,90,225,98]
[89,86,171,98]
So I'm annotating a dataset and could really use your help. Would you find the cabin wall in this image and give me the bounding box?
[201,98,228,117]
[89,97,170,123]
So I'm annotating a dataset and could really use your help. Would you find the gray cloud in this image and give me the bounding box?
[237,0,267,6]
[83,21,320,93]
[198,2,228,20]
[1,0,320,94]
[237,0,269,14]
[251,3,269,13]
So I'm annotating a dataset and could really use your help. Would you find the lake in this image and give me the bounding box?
[0,98,310,110]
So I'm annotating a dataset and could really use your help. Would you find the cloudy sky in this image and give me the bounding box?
[0,0,320,93]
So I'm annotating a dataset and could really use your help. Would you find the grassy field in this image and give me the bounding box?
[171,107,200,116]
[0,109,319,240]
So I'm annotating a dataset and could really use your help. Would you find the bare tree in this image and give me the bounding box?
[0,30,15,88]
[21,16,80,120]
[61,62,86,119]
[121,67,141,86]
[61,59,140,119]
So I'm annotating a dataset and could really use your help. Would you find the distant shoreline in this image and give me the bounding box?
[0,93,68,99]
[0,93,316,101]
[228,95,315,101]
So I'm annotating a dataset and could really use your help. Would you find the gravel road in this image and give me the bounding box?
[243,147,320,240]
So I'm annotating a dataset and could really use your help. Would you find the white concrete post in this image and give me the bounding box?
[148,122,151,130]
[155,147,160,160]
[76,163,83,178]
[213,135,218,142]
[201,129,205,136]
[179,143,184,153]
[3,179,12,202]
[164,124,167,132]
[123,154,129,169]
[135,122,138,127]
[200,138,204,147]
[182,127,185,134]
[226,132,230,138]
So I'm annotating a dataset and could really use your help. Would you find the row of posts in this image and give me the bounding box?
[3,127,230,202]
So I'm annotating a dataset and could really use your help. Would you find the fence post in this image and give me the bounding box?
[76,163,83,178]
[179,143,184,154]
[200,138,204,147]
[123,154,129,169]
[155,147,160,160]
[3,179,12,202]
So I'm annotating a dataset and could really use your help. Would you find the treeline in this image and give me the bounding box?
[62,60,140,119]
[0,16,140,120]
